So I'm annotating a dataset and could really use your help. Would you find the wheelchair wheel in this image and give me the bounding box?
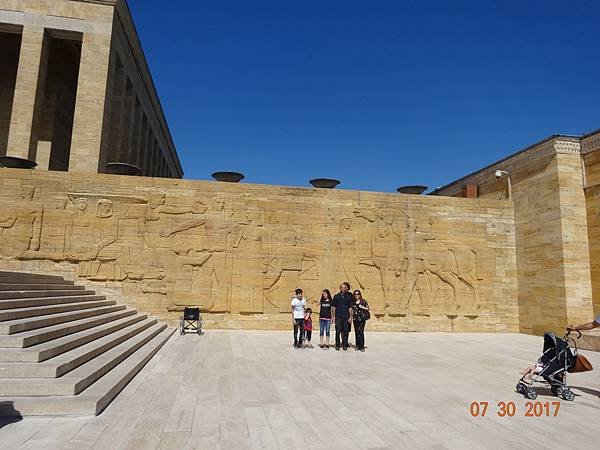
[516,383,526,394]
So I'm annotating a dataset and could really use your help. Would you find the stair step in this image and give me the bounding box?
[0,283,84,291]
[0,323,167,396]
[0,313,148,362]
[0,304,126,335]
[0,294,105,310]
[0,270,65,280]
[86,327,174,414]
[0,308,137,348]
[0,317,156,378]
[0,276,74,285]
[0,299,115,322]
[0,290,96,300]
[0,328,174,416]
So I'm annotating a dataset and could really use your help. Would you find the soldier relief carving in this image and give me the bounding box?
[0,185,489,320]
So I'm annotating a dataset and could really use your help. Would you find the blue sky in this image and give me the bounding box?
[130,0,600,192]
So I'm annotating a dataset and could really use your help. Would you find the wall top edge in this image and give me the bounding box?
[0,168,514,209]
[433,134,583,196]
[71,0,117,5]
[581,128,600,155]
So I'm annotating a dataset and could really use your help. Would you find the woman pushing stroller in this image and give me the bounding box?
[516,327,593,401]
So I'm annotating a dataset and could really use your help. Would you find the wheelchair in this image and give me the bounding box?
[179,307,202,335]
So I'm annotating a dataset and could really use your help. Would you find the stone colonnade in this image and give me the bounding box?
[0,0,182,179]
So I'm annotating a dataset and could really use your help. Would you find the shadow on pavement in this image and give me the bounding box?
[572,386,600,398]
[0,402,23,429]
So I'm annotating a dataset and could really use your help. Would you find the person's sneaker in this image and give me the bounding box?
[335,346,340,351]
[319,344,323,349]
[360,348,365,352]
[309,344,314,348]
[343,346,348,351]
[355,347,359,351]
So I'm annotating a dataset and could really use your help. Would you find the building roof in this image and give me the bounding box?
[431,133,582,195]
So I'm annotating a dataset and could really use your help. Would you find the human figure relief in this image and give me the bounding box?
[354,207,406,315]
[198,197,235,312]
[167,197,235,312]
[126,194,209,294]
[417,217,481,316]
[6,186,43,258]
[75,200,119,281]
[231,206,265,314]
[262,227,288,313]
[335,217,384,313]
[18,187,68,261]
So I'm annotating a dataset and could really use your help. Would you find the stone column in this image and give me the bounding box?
[139,117,149,174]
[151,141,159,177]
[554,149,594,327]
[6,25,48,162]
[69,31,112,172]
[156,153,161,177]
[119,80,134,163]
[159,153,167,178]
[104,61,127,166]
[130,99,142,167]
[143,133,154,176]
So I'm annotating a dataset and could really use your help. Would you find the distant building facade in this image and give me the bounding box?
[0,0,182,178]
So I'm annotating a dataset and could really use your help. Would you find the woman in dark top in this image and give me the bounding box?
[352,290,370,352]
[318,289,333,349]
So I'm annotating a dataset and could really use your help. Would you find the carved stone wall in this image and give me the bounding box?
[0,168,518,331]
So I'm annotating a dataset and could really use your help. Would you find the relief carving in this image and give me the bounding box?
[0,182,499,322]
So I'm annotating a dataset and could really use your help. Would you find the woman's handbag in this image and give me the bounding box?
[568,354,593,373]
[362,309,371,321]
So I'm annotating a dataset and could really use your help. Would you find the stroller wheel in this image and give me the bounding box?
[516,383,526,394]
[550,386,563,397]
[525,388,537,400]
[561,389,575,401]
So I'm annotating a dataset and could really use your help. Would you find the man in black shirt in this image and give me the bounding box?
[332,282,353,350]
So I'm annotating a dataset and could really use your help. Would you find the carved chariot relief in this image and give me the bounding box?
[0,181,500,322]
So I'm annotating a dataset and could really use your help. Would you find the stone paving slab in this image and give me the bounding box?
[1,331,599,449]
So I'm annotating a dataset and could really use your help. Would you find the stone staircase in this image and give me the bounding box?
[0,270,174,416]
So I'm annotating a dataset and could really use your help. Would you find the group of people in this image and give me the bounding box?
[291,282,370,351]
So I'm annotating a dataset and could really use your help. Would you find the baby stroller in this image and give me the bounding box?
[179,307,202,335]
[516,330,582,401]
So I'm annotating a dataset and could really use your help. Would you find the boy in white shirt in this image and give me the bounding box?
[291,288,307,349]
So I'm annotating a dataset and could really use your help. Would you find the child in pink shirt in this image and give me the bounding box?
[303,308,313,348]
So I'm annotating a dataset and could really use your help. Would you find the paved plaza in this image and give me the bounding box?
[1,331,599,449]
